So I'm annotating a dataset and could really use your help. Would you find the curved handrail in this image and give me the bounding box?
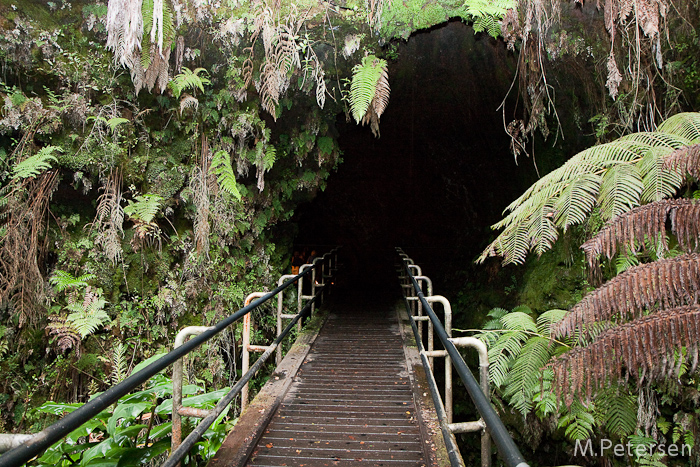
[0,249,338,467]
[397,248,529,467]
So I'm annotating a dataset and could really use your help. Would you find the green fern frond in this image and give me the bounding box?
[65,291,109,338]
[657,112,700,143]
[536,309,568,337]
[555,174,601,230]
[505,139,649,215]
[169,67,211,99]
[558,399,595,440]
[123,194,163,224]
[527,201,559,256]
[472,15,502,38]
[264,146,277,171]
[465,0,515,18]
[511,304,533,314]
[638,149,683,203]
[483,307,509,329]
[500,311,537,333]
[67,311,109,338]
[49,270,96,293]
[111,342,127,385]
[503,336,552,415]
[13,146,61,180]
[620,131,691,149]
[487,330,529,387]
[595,389,637,437]
[599,163,643,220]
[211,150,242,200]
[349,55,388,124]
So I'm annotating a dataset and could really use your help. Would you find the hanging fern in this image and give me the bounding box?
[211,150,242,200]
[349,55,390,127]
[12,146,61,180]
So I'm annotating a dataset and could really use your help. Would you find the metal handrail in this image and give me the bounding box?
[0,249,338,467]
[396,248,530,467]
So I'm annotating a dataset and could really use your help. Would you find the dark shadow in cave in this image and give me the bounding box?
[294,21,539,295]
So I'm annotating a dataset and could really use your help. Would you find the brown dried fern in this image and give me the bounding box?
[0,170,59,326]
[553,253,700,340]
[191,135,211,256]
[550,305,700,403]
[90,169,124,266]
[664,143,700,179]
[581,199,700,268]
[47,316,82,355]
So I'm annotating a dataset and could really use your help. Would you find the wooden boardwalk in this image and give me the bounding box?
[209,299,445,467]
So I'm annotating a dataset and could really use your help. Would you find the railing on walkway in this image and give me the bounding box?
[0,248,340,467]
[396,247,529,467]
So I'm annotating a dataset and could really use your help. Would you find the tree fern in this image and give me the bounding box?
[501,310,537,333]
[639,149,684,203]
[656,112,700,143]
[486,330,529,388]
[554,174,601,230]
[13,146,61,180]
[480,113,700,265]
[598,163,643,220]
[536,309,568,338]
[526,201,559,256]
[349,55,389,125]
[211,150,242,200]
[503,336,553,415]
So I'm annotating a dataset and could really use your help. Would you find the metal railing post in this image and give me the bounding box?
[450,337,491,467]
[276,274,297,365]
[241,292,267,412]
[426,296,452,423]
[298,263,313,309]
[172,326,215,458]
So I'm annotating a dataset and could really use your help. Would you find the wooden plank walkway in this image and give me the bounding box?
[244,305,428,467]
[209,294,448,467]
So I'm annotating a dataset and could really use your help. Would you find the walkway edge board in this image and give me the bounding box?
[396,301,453,466]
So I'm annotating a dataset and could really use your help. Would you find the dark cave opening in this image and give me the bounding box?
[293,21,539,294]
